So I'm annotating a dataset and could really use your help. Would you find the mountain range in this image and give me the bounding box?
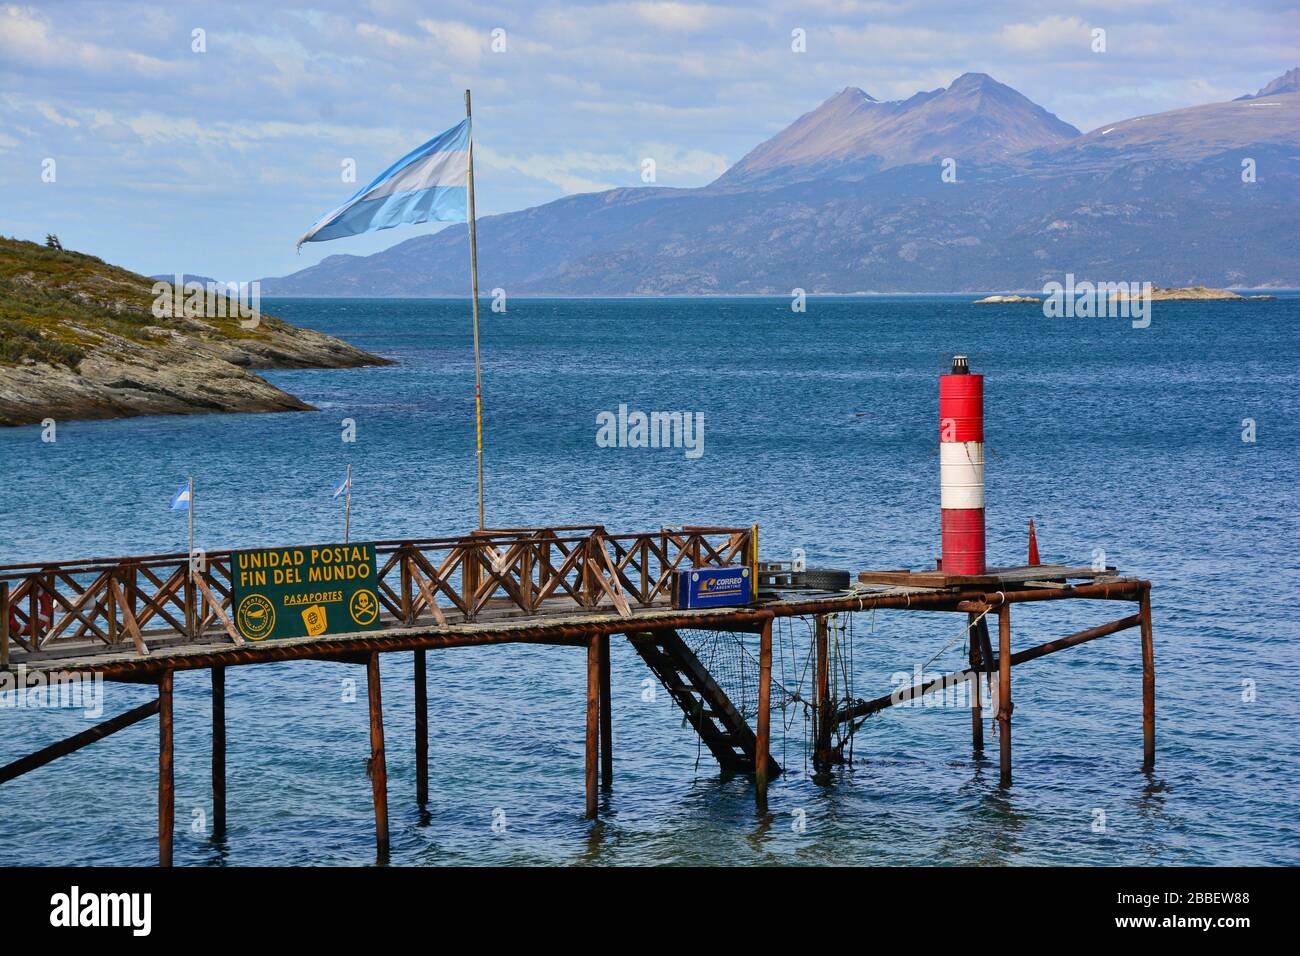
[261,70,1300,295]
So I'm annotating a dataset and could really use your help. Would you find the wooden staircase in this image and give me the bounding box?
[628,629,781,776]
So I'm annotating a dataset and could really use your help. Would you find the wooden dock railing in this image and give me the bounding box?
[0,525,754,659]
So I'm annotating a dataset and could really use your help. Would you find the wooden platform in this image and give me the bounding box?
[0,530,1156,868]
[5,570,1141,680]
[856,564,1120,589]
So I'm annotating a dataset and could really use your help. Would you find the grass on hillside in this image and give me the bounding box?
[0,237,279,369]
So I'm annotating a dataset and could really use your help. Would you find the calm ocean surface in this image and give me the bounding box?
[1,295,1297,866]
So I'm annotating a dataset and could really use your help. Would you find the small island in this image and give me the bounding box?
[973,287,1277,304]
[973,294,1042,304]
[0,238,392,427]
[1142,286,1274,301]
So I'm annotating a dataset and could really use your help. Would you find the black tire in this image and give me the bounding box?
[791,568,851,591]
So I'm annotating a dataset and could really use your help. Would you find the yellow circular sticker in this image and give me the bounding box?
[349,588,379,626]
[236,593,276,641]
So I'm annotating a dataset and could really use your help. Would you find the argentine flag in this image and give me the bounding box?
[297,119,470,249]
[169,483,191,511]
[332,473,350,499]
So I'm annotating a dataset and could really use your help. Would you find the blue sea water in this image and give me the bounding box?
[1,295,1297,866]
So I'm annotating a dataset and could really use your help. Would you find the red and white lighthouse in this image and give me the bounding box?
[939,355,985,575]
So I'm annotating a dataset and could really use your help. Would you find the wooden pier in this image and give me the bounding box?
[0,524,1155,866]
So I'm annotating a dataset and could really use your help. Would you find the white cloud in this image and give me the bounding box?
[35,102,79,128]
[356,21,427,52]
[1000,15,1092,55]
[418,18,485,64]
[474,137,727,195]
[627,2,724,33]
[642,143,729,178]
[0,3,172,75]
[477,145,625,194]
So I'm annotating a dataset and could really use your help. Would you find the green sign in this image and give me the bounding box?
[230,542,382,642]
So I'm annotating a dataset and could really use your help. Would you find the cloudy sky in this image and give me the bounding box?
[1,1,1295,280]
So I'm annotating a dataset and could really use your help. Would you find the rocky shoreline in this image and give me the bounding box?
[0,239,392,427]
[973,286,1277,304]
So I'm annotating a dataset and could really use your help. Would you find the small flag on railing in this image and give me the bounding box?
[332,472,350,499]
[169,483,192,511]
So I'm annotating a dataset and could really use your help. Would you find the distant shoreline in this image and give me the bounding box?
[258,288,1300,300]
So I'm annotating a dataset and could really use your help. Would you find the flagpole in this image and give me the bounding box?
[465,88,485,531]
[344,463,352,544]
[187,475,194,567]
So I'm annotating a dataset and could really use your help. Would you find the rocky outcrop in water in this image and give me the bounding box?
[0,238,392,427]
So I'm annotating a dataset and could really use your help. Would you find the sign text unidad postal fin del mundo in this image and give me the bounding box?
[230,543,381,641]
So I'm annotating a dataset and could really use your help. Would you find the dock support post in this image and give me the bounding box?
[813,615,832,770]
[159,670,174,868]
[598,634,612,789]
[997,603,1012,787]
[1139,585,1156,768]
[366,653,389,858]
[968,613,984,753]
[755,617,773,810]
[585,635,599,819]
[414,649,428,806]
[1,582,9,670]
[212,665,225,840]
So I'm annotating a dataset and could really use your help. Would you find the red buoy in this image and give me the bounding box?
[939,356,986,575]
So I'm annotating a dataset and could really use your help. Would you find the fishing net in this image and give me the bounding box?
[678,612,861,770]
